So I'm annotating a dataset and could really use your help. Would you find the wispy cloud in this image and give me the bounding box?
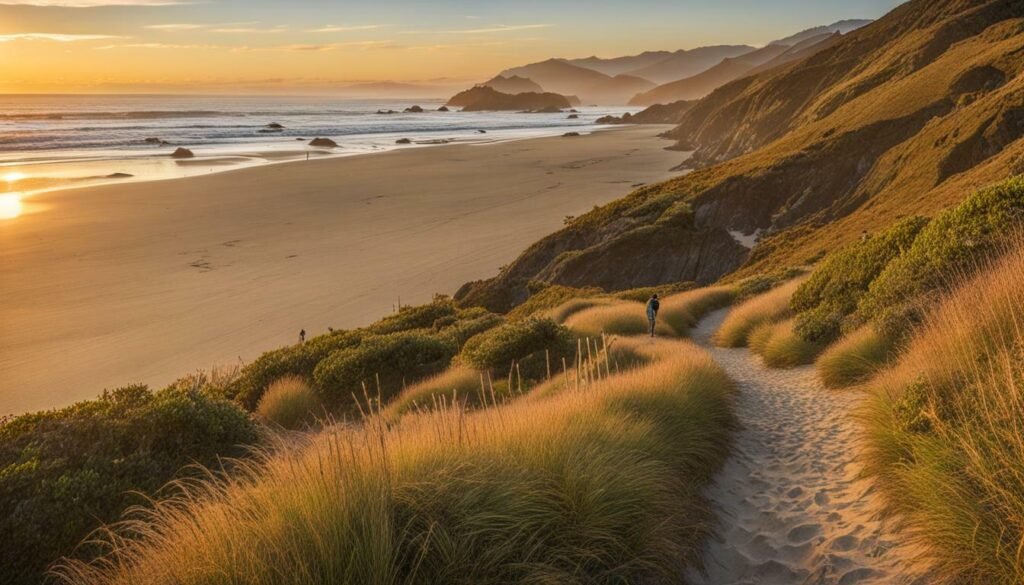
[267,40,399,52]
[144,23,206,31]
[0,32,121,42]
[306,24,385,33]
[211,25,287,34]
[402,24,552,35]
[0,0,186,6]
[96,41,216,50]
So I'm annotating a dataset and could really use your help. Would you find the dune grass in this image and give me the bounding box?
[714,278,805,347]
[658,286,737,336]
[861,238,1024,585]
[57,339,734,585]
[255,376,322,430]
[545,296,615,323]
[564,302,677,337]
[815,325,897,388]
[747,318,824,369]
[381,365,513,420]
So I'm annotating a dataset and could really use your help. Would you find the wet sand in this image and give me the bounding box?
[0,126,682,415]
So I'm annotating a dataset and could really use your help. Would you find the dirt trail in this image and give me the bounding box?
[685,309,922,585]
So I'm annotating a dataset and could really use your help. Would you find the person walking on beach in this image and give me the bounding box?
[646,294,660,337]
[299,329,306,344]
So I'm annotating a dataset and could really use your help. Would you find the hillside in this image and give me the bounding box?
[478,74,543,94]
[456,0,1024,312]
[445,86,573,111]
[769,18,872,46]
[597,100,696,125]
[745,32,843,76]
[629,44,791,106]
[610,45,756,84]
[567,50,674,76]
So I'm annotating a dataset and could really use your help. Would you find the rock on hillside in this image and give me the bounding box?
[455,0,1024,312]
[446,86,573,111]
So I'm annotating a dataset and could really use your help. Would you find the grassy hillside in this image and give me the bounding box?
[56,337,734,585]
[456,0,1024,313]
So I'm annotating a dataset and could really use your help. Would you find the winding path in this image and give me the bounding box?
[685,309,922,585]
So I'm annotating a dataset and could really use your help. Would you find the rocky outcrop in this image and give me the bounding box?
[309,138,338,147]
[170,147,194,159]
[447,86,572,111]
[404,105,424,113]
[597,100,697,125]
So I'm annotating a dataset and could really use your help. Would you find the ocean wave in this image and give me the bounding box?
[0,110,244,121]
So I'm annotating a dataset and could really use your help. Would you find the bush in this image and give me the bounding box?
[369,296,459,335]
[460,318,574,377]
[256,377,322,430]
[433,310,504,349]
[791,216,928,343]
[226,330,363,409]
[56,341,734,585]
[858,176,1024,337]
[0,385,260,585]
[862,236,1024,584]
[312,332,455,409]
[815,325,896,388]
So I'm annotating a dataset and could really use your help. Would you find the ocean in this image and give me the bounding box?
[0,94,635,195]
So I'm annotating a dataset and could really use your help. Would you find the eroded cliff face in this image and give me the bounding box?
[456,0,1024,313]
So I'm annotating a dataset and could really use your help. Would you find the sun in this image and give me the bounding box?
[3,172,27,184]
[0,193,23,219]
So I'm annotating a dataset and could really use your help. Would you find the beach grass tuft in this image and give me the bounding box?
[714,278,804,347]
[255,376,322,430]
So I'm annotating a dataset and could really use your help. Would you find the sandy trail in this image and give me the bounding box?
[686,309,921,585]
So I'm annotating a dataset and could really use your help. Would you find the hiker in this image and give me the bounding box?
[299,329,306,344]
[646,294,660,337]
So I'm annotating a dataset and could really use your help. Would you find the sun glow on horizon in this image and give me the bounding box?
[4,172,28,184]
[0,193,24,219]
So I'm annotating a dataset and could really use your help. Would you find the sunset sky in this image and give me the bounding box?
[0,0,903,93]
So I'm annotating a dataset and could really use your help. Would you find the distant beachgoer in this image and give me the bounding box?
[299,329,306,344]
[646,294,660,337]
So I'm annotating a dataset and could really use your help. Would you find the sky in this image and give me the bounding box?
[0,0,904,94]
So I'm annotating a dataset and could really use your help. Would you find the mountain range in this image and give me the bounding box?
[456,0,1024,311]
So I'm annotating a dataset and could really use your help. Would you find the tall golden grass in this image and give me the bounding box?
[255,376,322,430]
[714,277,805,347]
[545,297,614,324]
[746,318,823,368]
[815,325,896,388]
[862,237,1024,585]
[658,286,737,336]
[564,302,677,337]
[56,340,734,585]
[381,365,504,421]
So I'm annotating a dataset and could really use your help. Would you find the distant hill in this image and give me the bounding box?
[445,86,573,111]
[623,45,757,85]
[746,32,843,76]
[596,100,697,125]
[769,18,872,46]
[456,0,1024,311]
[478,75,543,94]
[496,59,655,105]
[629,44,790,106]
[566,51,674,77]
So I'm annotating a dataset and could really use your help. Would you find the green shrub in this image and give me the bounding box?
[858,176,1024,337]
[369,296,459,335]
[733,267,804,301]
[226,330,363,409]
[256,377,322,430]
[0,385,260,585]
[460,318,574,377]
[792,216,929,343]
[312,332,455,408]
[433,310,504,349]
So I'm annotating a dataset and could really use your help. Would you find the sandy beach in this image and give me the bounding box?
[0,126,681,415]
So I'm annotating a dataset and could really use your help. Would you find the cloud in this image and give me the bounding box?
[402,24,552,35]
[144,23,206,30]
[96,42,216,49]
[0,32,121,42]
[211,25,287,34]
[0,0,185,5]
[306,24,385,33]
[268,40,399,52]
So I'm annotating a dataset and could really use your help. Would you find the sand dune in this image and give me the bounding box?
[0,127,681,415]
[687,309,926,585]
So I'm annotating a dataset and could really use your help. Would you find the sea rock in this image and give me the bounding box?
[476,130,487,134]
[567,114,579,119]
[438,106,450,112]
[563,132,581,137]
[171,147,195,159]
[106,173,134,179]
[533,106,563,114]
[447,86,572,112]
[404,105,424,113]
[376,109,398,115]
[144,137,162,144]
[309,137,338,147]
[266,122,285,129]
[568,109,579,113]
[396,138,413,144]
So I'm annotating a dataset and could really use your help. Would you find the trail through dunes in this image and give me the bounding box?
[685,309,924,585]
